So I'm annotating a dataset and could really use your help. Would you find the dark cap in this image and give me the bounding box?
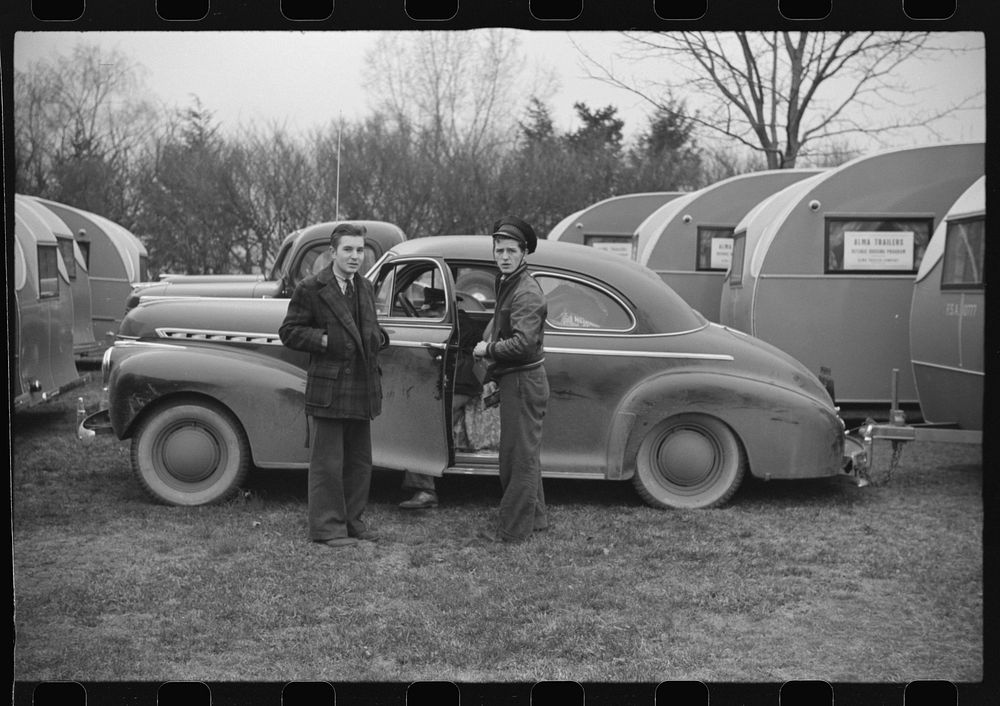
[491,216,537,254]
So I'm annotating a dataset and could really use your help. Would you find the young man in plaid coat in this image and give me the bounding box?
[279,223,389,548]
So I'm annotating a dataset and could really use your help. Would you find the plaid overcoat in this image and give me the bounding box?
[279,268,389,420]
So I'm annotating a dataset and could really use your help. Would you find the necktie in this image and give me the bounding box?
[345,278,359,324]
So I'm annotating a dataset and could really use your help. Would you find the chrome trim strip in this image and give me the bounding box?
[155,327,283,345]
[911,360,985,376]
[549,325,710,338]
[446,463,606,480]
[650,269,726,276]
[115,339,184,349]
[379,319,450,329]
[759,273,917,280]
[387,339,449,350]
[545,346,733,361]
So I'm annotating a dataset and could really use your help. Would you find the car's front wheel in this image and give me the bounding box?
[131,399,250,506]
[633,413,746,509]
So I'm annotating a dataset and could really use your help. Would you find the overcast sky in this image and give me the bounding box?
[13,30,985,151]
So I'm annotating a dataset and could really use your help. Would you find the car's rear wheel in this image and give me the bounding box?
[633,413,746,509]
[131,400,250,506]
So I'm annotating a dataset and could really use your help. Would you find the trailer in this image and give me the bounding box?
[718,143,984,417]
[908,175,984,430]
[30,197,148,348]
[545,209,586,242]
[636,170,821,322]
[12,200,86,410]
[548,192,684,259]
[17,195,101,358]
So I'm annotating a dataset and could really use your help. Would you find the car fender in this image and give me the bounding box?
[108,344,309,467]
[607,370,844,481]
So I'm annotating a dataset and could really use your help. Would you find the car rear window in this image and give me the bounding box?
[535,274,634,331]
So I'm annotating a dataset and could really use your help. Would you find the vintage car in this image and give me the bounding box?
[80,235,854,509]
[124,220,406,307]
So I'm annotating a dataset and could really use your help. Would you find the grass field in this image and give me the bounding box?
[12,378,983,688]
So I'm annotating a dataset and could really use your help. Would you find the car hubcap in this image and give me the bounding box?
[655,426,720,487]
[159,423,222,483]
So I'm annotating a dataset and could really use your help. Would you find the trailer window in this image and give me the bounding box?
[729,232,746,286]
[941,217,984,289]
[56,237,76,280]
[825,218,932,274]
[696,227,735,271]
[38,244,59,298]
[584,235,636,260]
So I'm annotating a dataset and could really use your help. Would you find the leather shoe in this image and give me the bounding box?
[314,537,359,548]
[399,491,438,509]
[351,530,381,542]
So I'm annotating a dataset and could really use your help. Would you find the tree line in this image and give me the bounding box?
[17,31,964,278]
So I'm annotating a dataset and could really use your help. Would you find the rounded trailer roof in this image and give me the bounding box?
[741,173,827,279]
[17,194,73,239]
[29,197,142,280]
[386,235,705,334]
[15,197,70,281]
[915,175,985,282]
[551,192,685,242]
[749,142,984,277]
[546,209,586,241]
[636,169,823,266]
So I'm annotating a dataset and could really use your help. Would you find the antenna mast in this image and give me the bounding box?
[335,113,343,220]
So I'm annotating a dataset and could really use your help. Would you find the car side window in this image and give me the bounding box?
[373,259,449,321]
[534,274,634,331]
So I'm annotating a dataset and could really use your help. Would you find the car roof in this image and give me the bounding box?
[386,235,705,333]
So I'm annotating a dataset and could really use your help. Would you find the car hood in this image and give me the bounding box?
[119,296,291,340]
[127,278,283,308]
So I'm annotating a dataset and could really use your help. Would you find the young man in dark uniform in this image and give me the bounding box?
[279,223,389,548]
[473,216,550,543]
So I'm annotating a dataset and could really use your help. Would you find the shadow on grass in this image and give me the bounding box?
[242,464,871,515]
[242,467,642,510]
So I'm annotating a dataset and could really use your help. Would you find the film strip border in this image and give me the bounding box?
[12,678,980,704]
[4,1,991,705]
[6,0,984,26]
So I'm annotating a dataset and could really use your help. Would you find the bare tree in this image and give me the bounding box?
[364,29,529,161]
[362,30,541,234]
[579,32,983,168]
[229,123,321,272]
[14,43,159,221]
